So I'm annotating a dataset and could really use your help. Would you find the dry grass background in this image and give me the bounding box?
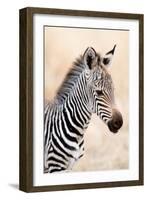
[45,27,129,172]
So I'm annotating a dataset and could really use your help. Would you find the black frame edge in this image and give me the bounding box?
[19,7,33,192]
[21,6,143,19]
[19,8,27,192]
[139,14,144,185]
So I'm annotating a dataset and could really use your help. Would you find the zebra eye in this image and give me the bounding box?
[96,90,103,96]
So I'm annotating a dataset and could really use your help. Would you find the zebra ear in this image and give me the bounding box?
[103,45,116,67]
[83,47,97,69]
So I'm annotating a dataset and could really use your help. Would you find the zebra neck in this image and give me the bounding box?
[63,72,92,132]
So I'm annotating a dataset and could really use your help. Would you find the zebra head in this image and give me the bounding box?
[83,46,123,133]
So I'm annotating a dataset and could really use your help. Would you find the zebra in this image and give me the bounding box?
[44,45,123,173]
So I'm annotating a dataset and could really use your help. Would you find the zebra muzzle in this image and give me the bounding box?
[107,110,123,133]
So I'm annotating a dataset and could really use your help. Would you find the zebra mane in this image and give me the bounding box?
[56,55,86,104]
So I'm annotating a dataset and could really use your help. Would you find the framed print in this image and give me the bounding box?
[19,7,144,192]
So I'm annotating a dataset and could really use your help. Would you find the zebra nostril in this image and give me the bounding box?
[113,119,122,129]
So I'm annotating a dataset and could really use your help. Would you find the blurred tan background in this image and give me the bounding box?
[44,27,129,171]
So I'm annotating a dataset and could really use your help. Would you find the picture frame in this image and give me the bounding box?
[19,7,144,192]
